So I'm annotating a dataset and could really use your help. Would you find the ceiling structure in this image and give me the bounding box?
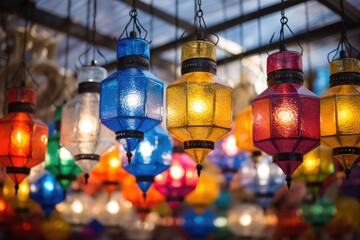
[1,0,360,114]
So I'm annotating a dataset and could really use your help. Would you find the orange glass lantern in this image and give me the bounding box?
[320,57,360,178]
[167,39,232,176]
[0,87,48,192]
[91,146,130,194]
[252,47,320,188]
[185,171,220,213]
[122,178,164,220]
[294,145,334,196]
[234,106,259,153]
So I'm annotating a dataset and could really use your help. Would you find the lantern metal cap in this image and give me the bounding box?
[117,37,150,59]
[181,40,216,62]
[330,57,360,75]
[7,87,36,105]
[267,50,303,74]
[77,66,107,84]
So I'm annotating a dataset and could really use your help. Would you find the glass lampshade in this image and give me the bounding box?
[239,154,285,207]
[91,146,130,194]
[30,172,65,217]
[234,106,259,152]
[122,178,164,220]
[227,203,265,238]
[320,57,360,178]
[100,38,164,163]
[0,87,48,191]
[182,208,216,240]
[252,49,320,188]
[10,217,43,240]
[339,161,360,200]
[166,40,232,176]
[0,195,16,226]
[185,171,220,213]
[154,152,198,212]
[56,190,93,226]
[294,145,334,196]
[42,212,71,240]
[207,132,248,184]
[123,126,172,195]
[273,207,310,239]
[45,107,82,191]
[61,66,115,182]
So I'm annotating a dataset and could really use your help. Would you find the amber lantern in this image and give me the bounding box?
[166,1,232,176]
[234,106,259,153]
[0,87,48,192]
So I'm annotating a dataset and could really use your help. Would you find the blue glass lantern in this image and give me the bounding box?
[30,172,66,217]
[100,37,164,163]
[207,132,248,184]
[182,209,216,240]
[123,125,172,196]
[239,154,285,207]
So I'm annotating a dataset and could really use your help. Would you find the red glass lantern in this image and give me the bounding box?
[154,152,198,212]
[252,47,320,188]
[0,87,48,192]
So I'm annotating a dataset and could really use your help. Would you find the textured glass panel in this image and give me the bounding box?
[214,84,232,129]
[167,84,187,129]
[301,96,320,139]
[336,96,360,134]
[146,79,163,121]
[100,74,118,124]
[187,83,214,126]
[320,96,336,137]
[30,124,48,167]
[253,98,270,142]
[271,96,299,138]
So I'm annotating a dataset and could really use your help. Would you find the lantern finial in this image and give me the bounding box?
[196,164,202,177]
[344,168,351,180]
[15,185,19,196]
[286,175,292,189]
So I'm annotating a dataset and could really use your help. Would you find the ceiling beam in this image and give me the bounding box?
[217,21,358,66]
[0,0,117,50]
[120,0,193,30]
[317,0,360,25]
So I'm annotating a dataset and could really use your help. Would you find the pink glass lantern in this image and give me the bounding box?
[252,47,320,188]
[154,152,198,212]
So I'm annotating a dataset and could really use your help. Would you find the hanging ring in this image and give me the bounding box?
[129,10,137,17]
[196,9,203,18]
[280,16,288,25]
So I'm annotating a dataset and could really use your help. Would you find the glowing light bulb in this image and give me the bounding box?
[59,147,72,160]
[222,135,238,155]
[338,108,352,121]
[125,92,141,108]
[109,158,120,168]
[257,163,270,186]
[239,214,252,226]
[275,107,296,126]
[170,165,185,180]
[303,156,320,173]
[106,200,120,214]
[191,99,207,113]
[214,216,227,228]
[0,200,6,211]
[139,141,153,160]
[44,181,54,191]
[12,128,29,148]
[78,116,97,134]
[195,216,204,224]
[71,200,84,214]
[20,184,29,194]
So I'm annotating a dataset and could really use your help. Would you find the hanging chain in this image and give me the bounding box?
[327,0,360,61]
[119,0,148,40]
[174,0,179,80]
[78,0,106,67]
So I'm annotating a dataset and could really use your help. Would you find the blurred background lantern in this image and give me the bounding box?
[182,208,216,240]
[299,197,336,234]
[123,126,172,197]
[239,154,285,207]
[123,211,160,240]
[252,48,320,189]
[320,57,360,179]
[10,216,44,240]
[234,106,259,153]
[227,202,265,239]
[91,145,130,194]
[339,161,360,200]
[45,107,82,192]
[56,190,93,227]
[294,145,334,198]
[61,65,115,183]
[0,195,16,233]
[0,87,48,193]
[100,35,164,163]
[166,39,233,177]
[30,172,65,217]
[122,178,164,220]
[92,190,135,229]
[42,212,71,240]
[185,171,220,213]
[154,151,198,212]
[207,132,248,184]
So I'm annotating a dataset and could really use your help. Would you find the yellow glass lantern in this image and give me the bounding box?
[166,40,232,176]
[320,57,360,178]
[185,171,220,213]
[294,145,334,196]
[234,106,259,153]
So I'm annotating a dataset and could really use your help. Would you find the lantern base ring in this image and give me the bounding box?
[181,58,217,75]
[272,153,303,162]
[74,154,100,161]
[117,55,150,70]
[56,174,76,181]
[6,167,30,174]
[116,130,144,141]
[183,140,214,150]
[136,176,155,182]
[103,181,119,186]
[78,82,100,94]
[8,102,36,113]
[166,196,184,202]
[333,147,360,156]
[330,72,360,87]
